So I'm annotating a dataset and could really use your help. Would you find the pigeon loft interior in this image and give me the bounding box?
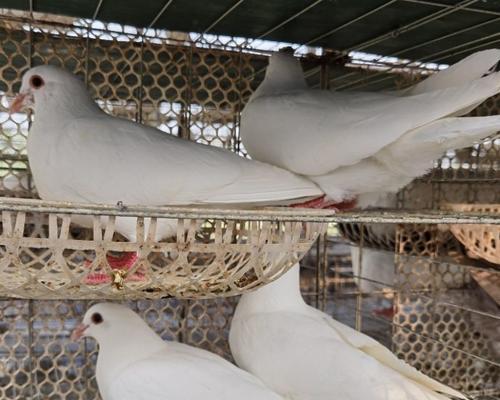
[0,1,498,399]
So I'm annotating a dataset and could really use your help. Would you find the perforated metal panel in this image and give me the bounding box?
[393,225,499,395]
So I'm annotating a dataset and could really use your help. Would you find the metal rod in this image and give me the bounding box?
[256,0,324,39]
[299,0,398,48]
[438,36,500,61]
[339,0,479,55]
[335,32,500,90]
[341,302,500,368]
[349,35,500,90]
[92,0,104,20]
[0,198,499,224]
[315,238,321,308]
[392,16,500,59]
[400,0,500,17]
[337,31,500,90]
[194,0,325,89]
[201,0,246,34]
[332,14,500,88]
[85,0,104,87]
[312,0,484,89]
[321,231,328,311]
[335,270,500,321]
[148,0,175,29]
[355,226,364,331]
[28,299,35,399]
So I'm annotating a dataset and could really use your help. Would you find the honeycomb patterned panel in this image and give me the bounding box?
[393,224,499,394]
[0,15,498,197]
[0,10,497,400]
[431,95,500,182]
[0,297,237,399]
[0,17,265,194]
[0,21,31,197]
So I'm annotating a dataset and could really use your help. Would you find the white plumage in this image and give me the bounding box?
[229,264,467,400]
[241,49,500,203]
[72,303,283,400]
[14,65,322,240]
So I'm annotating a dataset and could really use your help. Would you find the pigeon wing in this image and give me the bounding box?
[55,115,321,205]
[241,72,500,176]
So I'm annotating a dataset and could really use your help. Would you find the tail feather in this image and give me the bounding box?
[407,49,500,95]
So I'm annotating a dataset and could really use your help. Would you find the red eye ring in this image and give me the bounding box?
[30,75,44,89]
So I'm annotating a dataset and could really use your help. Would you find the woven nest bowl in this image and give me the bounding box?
[445,203,500,266]
[0,198,327,299]
[338,222,396,251]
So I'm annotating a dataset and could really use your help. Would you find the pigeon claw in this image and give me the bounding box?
[372,305,397,319]
[83,251,145,285]
[290,195,356,210]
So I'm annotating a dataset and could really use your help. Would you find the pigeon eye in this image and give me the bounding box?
[91,312,103,324]
[30,75,44,89]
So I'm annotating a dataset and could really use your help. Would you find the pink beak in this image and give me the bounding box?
[71,323,89,341]
[9,92,28,114]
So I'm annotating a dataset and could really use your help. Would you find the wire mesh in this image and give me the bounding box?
[0,9,497,400]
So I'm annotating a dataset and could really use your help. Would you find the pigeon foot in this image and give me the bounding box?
[84,252,145,285]
[290,195,356,210]
[372,305,397,319]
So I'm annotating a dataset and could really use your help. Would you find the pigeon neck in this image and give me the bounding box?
[34,84,101,120]
[96,326,166,396]
[253,54,307,98]
[236,264,307,315]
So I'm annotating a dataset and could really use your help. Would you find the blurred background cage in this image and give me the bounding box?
[0,2,498,399]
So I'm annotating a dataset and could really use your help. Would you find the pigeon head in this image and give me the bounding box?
[253,51,307,98]
[10,65,94,115]
[71,303,147,343]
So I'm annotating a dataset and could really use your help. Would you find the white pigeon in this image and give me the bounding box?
[10,65,323,275]
[72,303,284,400]
[241,49,500,205]
[10,64,323,242]
[229,263,467,400]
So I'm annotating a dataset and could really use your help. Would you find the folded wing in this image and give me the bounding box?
[57,115,322,206]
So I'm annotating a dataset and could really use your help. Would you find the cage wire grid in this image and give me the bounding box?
[0,9,497,400]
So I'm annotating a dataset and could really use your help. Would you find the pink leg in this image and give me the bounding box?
[373,305,398,319]
[84,251,145,285]
[290,195,357,210]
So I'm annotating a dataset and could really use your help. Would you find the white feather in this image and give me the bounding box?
[241,50,500,200]
[230,264,467,400]
[80,303,283,400]
[21,66,322,240]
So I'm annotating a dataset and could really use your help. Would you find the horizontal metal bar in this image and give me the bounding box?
[340,302,500,369]
[148,0,175,29]
[301,0,398,48]
[0,198,498,224]
[201,0,246,34]
[400,0,500,17]
[335,270,500,321]
[256,0,325,39]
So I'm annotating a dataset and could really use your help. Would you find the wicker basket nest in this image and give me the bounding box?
[338,222,396,251]
[444,203,500,266]
[340,221,467,261]
[0,198,327,300]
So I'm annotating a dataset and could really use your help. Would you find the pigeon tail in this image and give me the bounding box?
[376,115,500,179]
[407,49,500,95]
